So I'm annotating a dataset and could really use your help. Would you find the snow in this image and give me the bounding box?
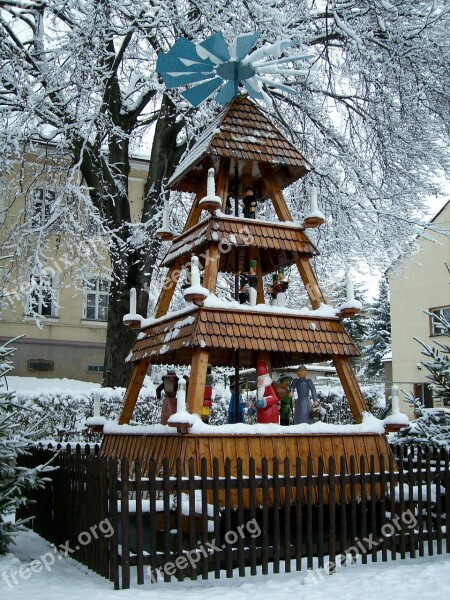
[306,210,325,220]
[383,413,410,426]
[123,313,143,324]
[6,376,100,392]
[339,299,363,311]
[102,412,386,436]
[102,422,177,435]
[203,294,338,318]
[85,417,107,427]
[1,530,449,599]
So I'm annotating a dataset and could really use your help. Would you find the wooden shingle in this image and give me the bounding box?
[168,96,312,194]
[160,215,318,274]
[128,307,359,367]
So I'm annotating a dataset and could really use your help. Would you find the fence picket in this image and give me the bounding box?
[284,457,291,573]
[17,443,449,588]
[120,457,131,589]
[134,458,144,585]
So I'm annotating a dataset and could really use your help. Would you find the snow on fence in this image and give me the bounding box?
[17,445,450,590]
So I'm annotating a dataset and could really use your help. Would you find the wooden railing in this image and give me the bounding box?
[18,444,450,589]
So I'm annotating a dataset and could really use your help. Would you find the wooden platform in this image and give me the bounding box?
[100,431,395,506]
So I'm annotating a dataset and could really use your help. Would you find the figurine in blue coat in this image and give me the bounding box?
[290,365,318,424]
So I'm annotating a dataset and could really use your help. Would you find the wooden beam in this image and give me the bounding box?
[154,257,183,318]
[252,248,265,304]
[183,183,207,232]
[258,162,293,222]
[295,257,325,309]
[202,243,219,294]
[119,359,150,424]
[332,356,369,423]
[186,349,210,415]
[216,157,231,210]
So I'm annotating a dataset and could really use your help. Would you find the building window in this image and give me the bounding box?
[30,187,56,226]
[84,277,110,321]
[413,383,434,409]
[430,306,450,336]
[27,270,59,317]
[87,364,104,373]
[27,359,54,372]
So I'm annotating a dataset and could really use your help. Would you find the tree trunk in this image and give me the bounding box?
[82,95,186,388]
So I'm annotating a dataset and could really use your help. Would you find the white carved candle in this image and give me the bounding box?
[346,273,354,303]
[391,384,400,414]
[191,256,201,287]
[177,378,186,413]
[93,391,101,417]
[207,168,216,197]
[162,199,170,230]
[130,287,137,314]
[309,186,318,213]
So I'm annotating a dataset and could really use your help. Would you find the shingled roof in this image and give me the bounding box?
[127,307,359,368]
[168,96,312,195]
[160,215,319,273]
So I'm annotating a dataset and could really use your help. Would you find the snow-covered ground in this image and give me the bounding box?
[6,376,101,392]
[1,530,448,600]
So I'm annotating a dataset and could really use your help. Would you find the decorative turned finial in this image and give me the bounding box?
[302,186,325,228]
[199,168,222,213]
[183,255,210,306]
[123,287,143,329]
[383,384,410,432]
[156,199,175,240]
[337,272,362,319]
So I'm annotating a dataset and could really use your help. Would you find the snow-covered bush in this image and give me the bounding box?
[389,409,450,451]
[317,383,385,424]
[0,338,53,554]
[12,379,162,444]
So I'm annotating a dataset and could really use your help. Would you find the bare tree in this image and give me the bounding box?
[0,1,449,386]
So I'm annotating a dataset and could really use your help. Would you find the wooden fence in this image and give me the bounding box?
[17,444,450,590]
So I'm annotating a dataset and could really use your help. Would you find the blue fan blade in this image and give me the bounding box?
[170,37,212,64]
[214,80,238,104]
[243,80,265,101]
[197,31,231,63]
[181,77,223,107]
[162,72,216,89]
[234,32,261,61]
[157,53,215,74]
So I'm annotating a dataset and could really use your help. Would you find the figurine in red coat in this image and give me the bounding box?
[254,359,279,424]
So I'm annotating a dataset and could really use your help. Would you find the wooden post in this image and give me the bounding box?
[258,163,293,222]
[332,355,369,423]
[253,248,265,304]
[153,257,183,319]
[183,182,208,232]
[203,243,219,294]
[295,257,325,309]
[118,359,150,424]
[186,349,210,415]
[216,157,231,211]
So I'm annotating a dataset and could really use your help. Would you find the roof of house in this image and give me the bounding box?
[127,307,359,368]
[160,214,319,273]
[167,95,312,195]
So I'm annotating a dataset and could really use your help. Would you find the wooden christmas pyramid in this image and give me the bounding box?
[100,96,394,498]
